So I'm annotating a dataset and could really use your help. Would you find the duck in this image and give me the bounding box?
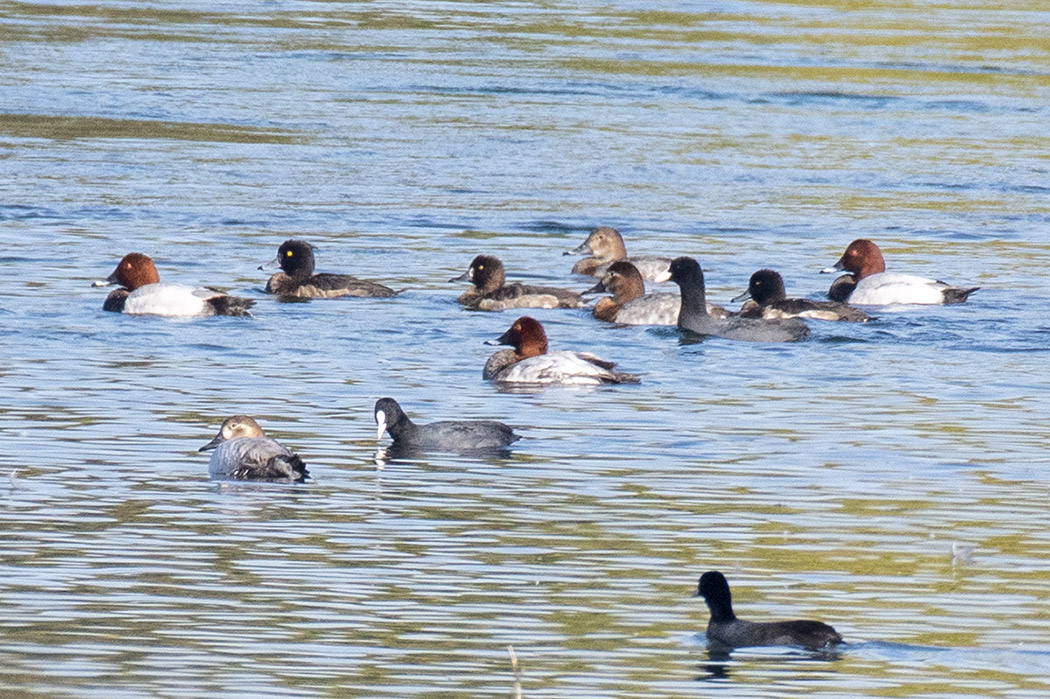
[822,239,978,305]
[483,316,640,385]
[451,255,585,310]
[374,398,520,452]
[695,571,843,651]
[658,258,809,342]
[566,226,672,281]
[262,239,396,298]
[732,269,871,322]
[199,415,308,482]
[586,260,730,324]
[98,252,254,317]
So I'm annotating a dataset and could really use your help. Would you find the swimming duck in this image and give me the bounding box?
[99,252,254,317]
[452,255,585,310]
[483,316,640,385]
[733,269,871,322]
[566,226,672,281]
[658,258,809,342]
[587,260,729,324]
[262,239,396,298]
[695,571,843,651]
[199,415,308,482]
[374,398,520,452]
[823,239,978,305]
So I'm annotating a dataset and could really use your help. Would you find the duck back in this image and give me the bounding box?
[268,272,396,298]
[474,282,584,310]
[209,437,308,481]
[400,420,519,451]
[741,298,869,322]
[614,293,680,325]
[708,617,842,651]
[491,351,639,385]
[850,272,977,305]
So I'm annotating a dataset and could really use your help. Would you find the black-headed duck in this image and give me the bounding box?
[733,269,871,322]
[659,257,808,342]
[263,239,396,298]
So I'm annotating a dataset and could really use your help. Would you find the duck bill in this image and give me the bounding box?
[565,240,590,256]
[820,259,846,275]
[375,411,387,441]
[258,255,281,272]
[653,269,672,283]
[198,433,225,452]
[449,269,471,283]
[583,279,607,294]
[484,328,513,347]
[730,289,752,303]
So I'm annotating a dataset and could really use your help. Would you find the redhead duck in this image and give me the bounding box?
[659,258,808,342]
[733,269,871,322]
[199,415,308,482]
[451,255,585,310]
[695,571,843,651]
[566,226,672,281]
[483,316,640,385]
[823,239,978,305]
[587,260,730,324]
[98,253,253,317]
[374,398,520,452]
[262,240,396,298]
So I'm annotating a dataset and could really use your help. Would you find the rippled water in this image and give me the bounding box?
[2,1,1050,697]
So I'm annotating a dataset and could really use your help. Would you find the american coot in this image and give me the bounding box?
[822,239,978,305]
[659,257,809,342]
[374,398,519,452]
[695,571,843,651]
[199,415,308,482]
[733,269,871,322]
[98,253,253,317]
[262,239,397,298]
[451,255,585,310]
[483,316,640,385]
[565,226,671,281]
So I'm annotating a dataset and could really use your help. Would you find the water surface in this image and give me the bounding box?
[2,1,1050,697]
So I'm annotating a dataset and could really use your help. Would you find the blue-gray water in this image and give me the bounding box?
[2,2,1050,697]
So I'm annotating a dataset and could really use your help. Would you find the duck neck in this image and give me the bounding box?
[516,333,548,359]
[614,279,644,304]
[678,274,710,325]
[593,297,622,321]
[387,412,415,440]
[707,594,736,624]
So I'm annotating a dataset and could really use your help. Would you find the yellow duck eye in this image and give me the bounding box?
[477,264,484,270]
[286,250,294,257]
